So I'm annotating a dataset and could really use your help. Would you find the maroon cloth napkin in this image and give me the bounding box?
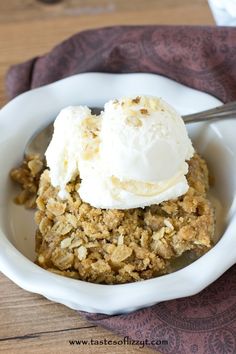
[5,26,236,354]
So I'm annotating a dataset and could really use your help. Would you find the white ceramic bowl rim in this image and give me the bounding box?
[0,72,236,314]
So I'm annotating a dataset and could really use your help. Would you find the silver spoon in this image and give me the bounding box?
[25,102,236,159]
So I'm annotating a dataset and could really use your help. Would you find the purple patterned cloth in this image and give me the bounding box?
[84,266,236,354]
[5,26,236,354]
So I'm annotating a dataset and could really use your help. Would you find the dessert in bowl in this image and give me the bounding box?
[0,73,235,314]
[11,96,214,284]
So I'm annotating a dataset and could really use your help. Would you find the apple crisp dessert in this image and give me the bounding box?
[10,153,215,284]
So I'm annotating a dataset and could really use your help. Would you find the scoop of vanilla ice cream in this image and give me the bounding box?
[99,97,193,182]
[46,96,194,209]
[45,106,100,199]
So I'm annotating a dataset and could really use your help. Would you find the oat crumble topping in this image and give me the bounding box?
[10,153,215,284]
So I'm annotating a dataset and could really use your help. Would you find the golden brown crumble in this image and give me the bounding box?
[132,96,141,104]
[10,154,44,208]
[10,153,215,284]
[140,108,149,115]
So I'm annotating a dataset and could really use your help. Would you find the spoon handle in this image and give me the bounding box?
[183,101,236,123]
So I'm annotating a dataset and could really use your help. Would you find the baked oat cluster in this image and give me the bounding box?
[10,154,44,208]
[11,153,215,284]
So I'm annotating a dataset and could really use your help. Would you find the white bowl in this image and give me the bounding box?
[0,73,236,315]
